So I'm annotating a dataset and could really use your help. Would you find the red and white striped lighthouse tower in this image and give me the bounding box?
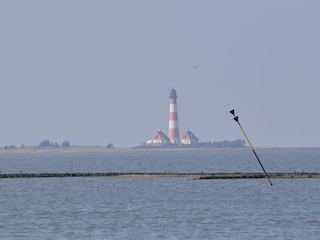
[168,88,180,144]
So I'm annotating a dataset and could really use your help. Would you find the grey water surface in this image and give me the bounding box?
[0,149,319,239]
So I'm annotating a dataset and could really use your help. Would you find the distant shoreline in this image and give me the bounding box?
[1,146,320,154]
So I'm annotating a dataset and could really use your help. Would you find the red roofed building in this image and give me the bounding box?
[180,128,199,145]
[146,129,171,146]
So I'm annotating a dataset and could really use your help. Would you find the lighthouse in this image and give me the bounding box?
[168,88,180,144]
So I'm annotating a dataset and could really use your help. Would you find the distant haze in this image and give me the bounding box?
[0,1,319,147]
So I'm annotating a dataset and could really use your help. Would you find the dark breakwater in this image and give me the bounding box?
[0,172,319,179]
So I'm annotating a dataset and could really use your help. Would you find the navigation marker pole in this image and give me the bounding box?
[229,109,273,186]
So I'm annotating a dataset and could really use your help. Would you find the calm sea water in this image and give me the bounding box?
[0,149,319,239]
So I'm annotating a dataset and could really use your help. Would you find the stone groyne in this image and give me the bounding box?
[196,172,320,179]
[0,172,319,179]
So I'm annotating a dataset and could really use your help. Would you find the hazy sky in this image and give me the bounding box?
[1,1,319,147]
